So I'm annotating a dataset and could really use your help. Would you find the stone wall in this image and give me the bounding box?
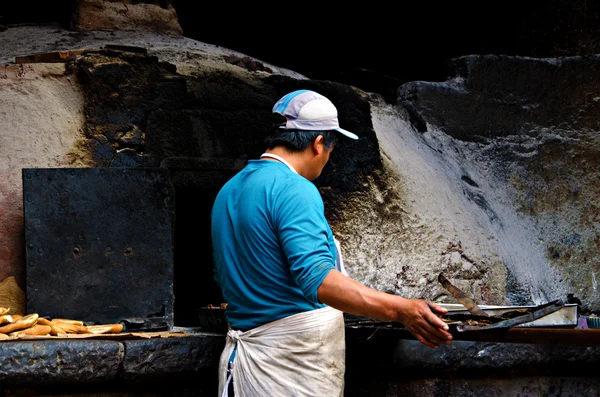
[0,63,87,289]
[397,55,600,309]
[1,9,600,397]
[72,0,183,35]
[0,41,380,324]
[1,24,600,317]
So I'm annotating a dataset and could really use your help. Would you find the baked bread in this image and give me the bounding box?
[52,318,84,326]
[0,307,10,315]
[36,318,52,326]
[10,324,51,337]
[0,333,8,340]
[0,315,13,325]
[0,313,38,334]
[78,323,123,334]
[49,324,68,336]
[49,319,83,334]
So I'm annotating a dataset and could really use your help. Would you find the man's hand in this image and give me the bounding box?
[395,299,453,349]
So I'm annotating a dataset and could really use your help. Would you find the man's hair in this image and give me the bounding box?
[264,129,339,152]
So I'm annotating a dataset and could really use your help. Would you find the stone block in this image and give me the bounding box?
[0,340,123,384]
[72,0,183,36]
[121,334,225,379]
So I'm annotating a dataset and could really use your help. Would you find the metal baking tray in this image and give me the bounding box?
[439,302,578,328]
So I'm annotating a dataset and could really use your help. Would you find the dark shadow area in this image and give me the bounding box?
[171,1,522,84]
[172,183,225,327]
[172,0,600,102]
[0,0,74,27]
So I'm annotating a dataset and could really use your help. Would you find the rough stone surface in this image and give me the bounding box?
[0,332,598,396]
[1,24,600,396]
[0,340,123,384]
[391,339,600,375]
[391,56,600,309]
[345,330,600,396]
[345,376,600,397]
[0,63,87,290]
[398,54,600,141]
[75,50,189,167]
[72,0,183,36]
[0,333,222,382]
[121,334,224,379]
[0,27,597,314]
[70,49,379,324]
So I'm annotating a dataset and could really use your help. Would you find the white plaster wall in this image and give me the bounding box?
[0,64,86,287]
[335,97,570,307]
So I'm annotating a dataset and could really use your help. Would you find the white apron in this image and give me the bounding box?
[334,238,348,276]
[218,306,345,397]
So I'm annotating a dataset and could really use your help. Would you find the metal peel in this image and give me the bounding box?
[438,273,490,317]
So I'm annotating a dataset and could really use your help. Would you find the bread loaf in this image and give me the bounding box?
[0,333,8,340]
[10,324,51,337]
[50,320,83,333]
[0,315,13,325]
[0,307,10,315]
[36,318,52,326]
[79,323,123,334]
[0,313,38,334]
[52,318,84,326]
[49,324,68,336]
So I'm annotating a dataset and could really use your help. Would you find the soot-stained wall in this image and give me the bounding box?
[73,49,380,325]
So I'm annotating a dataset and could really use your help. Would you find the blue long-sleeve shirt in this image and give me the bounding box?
[211,159,336,331]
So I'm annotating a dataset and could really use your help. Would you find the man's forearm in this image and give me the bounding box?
[317,269,408,322]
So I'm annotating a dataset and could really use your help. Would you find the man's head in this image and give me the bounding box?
[266,89,359,152]
[272,89,359,141]
[264,90,358,180]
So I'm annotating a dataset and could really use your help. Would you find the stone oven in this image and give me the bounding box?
[3,1,600,395]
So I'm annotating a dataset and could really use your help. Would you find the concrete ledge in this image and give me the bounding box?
[392,339,600,375]
[346,327,600,375]
[0,339,123,384]
[345,327,600,396]
[121,333,225,379]
[0,331,224,386]
[2,327,600,396]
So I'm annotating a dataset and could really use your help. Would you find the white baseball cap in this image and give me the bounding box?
[272,89,359,140]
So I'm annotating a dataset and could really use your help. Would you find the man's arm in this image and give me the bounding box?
[317,269,453,349]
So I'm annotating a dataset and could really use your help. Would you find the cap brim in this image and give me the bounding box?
[277,125,359,140]
[335,127,359,140]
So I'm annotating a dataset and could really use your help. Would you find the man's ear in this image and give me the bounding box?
[312,135,324,155]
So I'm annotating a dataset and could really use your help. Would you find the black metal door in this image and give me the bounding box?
[22,168,175,331]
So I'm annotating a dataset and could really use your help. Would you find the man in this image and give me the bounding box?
[211,89,453,396]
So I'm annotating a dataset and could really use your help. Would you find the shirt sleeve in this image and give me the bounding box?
[274,178,336,304]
